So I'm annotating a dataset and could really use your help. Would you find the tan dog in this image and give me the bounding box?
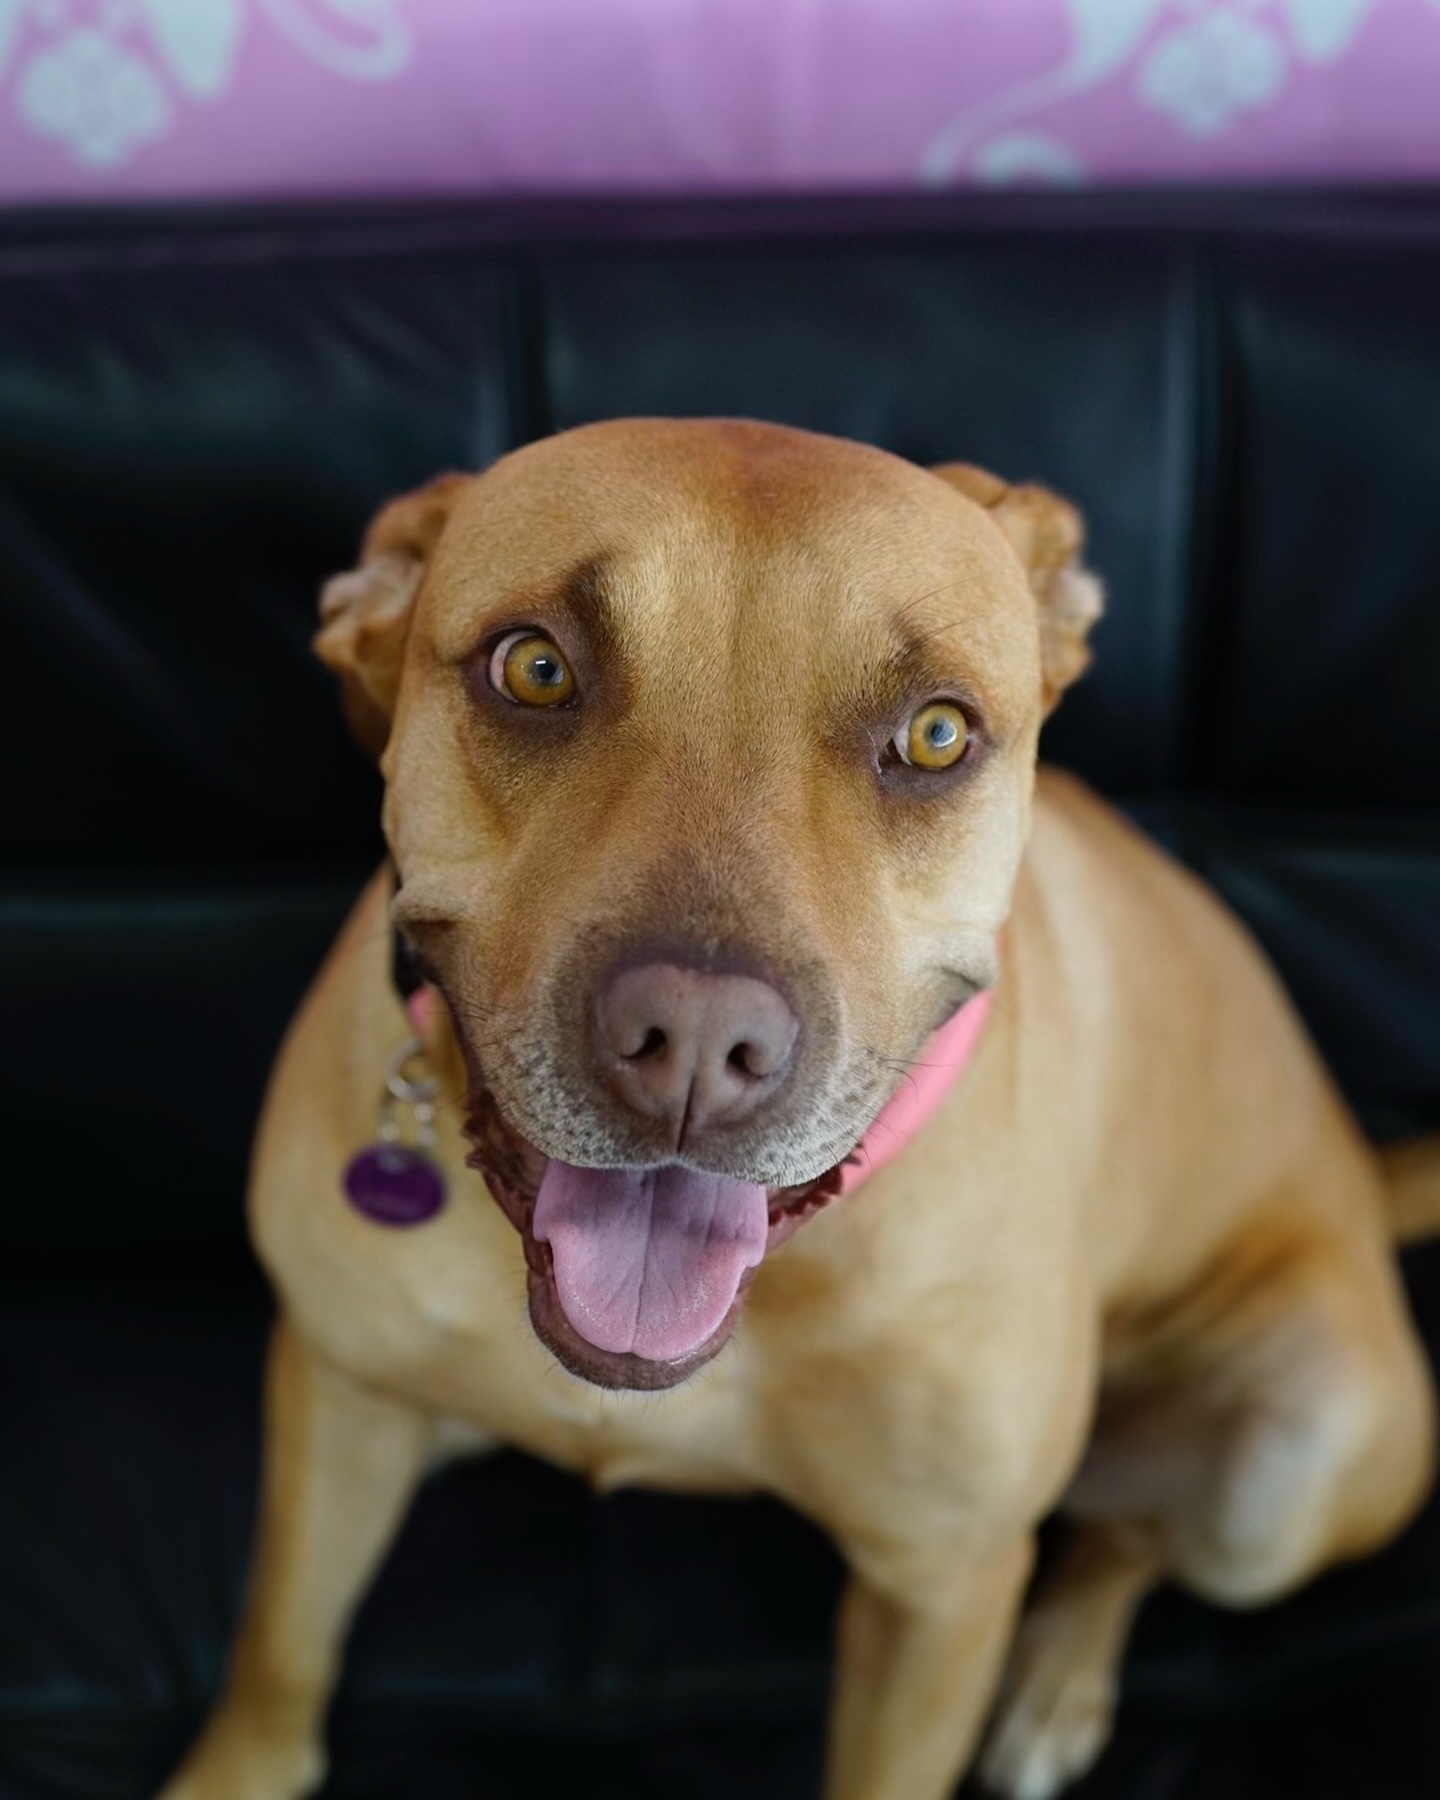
[160,420,1440,1800]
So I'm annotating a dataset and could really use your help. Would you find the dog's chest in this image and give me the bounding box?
[490,1347,766,1495]
[497,1320,999,1524]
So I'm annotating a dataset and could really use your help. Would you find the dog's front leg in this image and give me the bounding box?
[824,1534,1034,1800]
[157,1320,435,1800]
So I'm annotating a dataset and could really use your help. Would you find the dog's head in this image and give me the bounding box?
[316,421,1100,1389]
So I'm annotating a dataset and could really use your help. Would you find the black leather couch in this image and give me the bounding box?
[2,190,1438,1800]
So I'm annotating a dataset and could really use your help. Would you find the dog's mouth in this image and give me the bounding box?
[463,1086,846,1391]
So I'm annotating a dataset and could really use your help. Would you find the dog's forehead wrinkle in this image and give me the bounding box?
[472,433,943,579]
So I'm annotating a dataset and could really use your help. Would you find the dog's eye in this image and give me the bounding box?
[893,702,970,771]
[490,631,576,707]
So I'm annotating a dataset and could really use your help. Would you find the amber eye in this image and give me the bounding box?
[489,631,576,707]
[894,701,970,771]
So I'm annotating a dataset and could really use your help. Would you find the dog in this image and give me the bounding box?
[159,419,1440,1800]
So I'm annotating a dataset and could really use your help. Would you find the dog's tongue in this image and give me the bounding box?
[532,1162,769,1362]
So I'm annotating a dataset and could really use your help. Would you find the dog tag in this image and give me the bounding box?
[343,1032,446,1226]
[343,1143,446,1227]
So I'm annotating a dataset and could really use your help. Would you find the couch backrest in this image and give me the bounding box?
[2,192,1436,1250]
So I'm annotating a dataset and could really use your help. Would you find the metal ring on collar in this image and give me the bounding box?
[384,1036,439,1106]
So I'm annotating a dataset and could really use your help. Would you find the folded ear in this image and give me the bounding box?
[314,473,469,756]
[931,462,1103,714]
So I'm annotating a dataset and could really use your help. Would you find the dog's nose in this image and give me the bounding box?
[595,963,799,1137]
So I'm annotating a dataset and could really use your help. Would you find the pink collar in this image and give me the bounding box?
[839,988,994,1194]
[404,983,994,1198]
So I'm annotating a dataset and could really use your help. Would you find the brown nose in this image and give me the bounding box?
[595,963,799,1139]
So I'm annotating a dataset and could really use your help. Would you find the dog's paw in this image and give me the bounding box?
[978,1629,1114,1800]
[154,1717,325,1800]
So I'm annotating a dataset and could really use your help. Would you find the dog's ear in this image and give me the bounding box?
[314,473,469,756]
[932,462,1103,714]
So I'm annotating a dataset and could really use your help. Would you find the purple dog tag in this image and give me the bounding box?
[343,1144,446,1227]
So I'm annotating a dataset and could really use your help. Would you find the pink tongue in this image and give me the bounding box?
[532,1162,769,1362]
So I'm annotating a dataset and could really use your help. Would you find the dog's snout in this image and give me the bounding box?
[595,963,799,1138]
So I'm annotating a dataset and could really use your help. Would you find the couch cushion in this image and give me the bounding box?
[1207,243,1440,811]
[540,235,1197,795]
[0,881,355,1251]
[4,1251,1440,1799]
[0,244,510,867]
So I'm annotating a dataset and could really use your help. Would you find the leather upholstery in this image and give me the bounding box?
[1,192,1437,1797]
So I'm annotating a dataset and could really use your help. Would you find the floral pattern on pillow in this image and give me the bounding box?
[0,0,409,167]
